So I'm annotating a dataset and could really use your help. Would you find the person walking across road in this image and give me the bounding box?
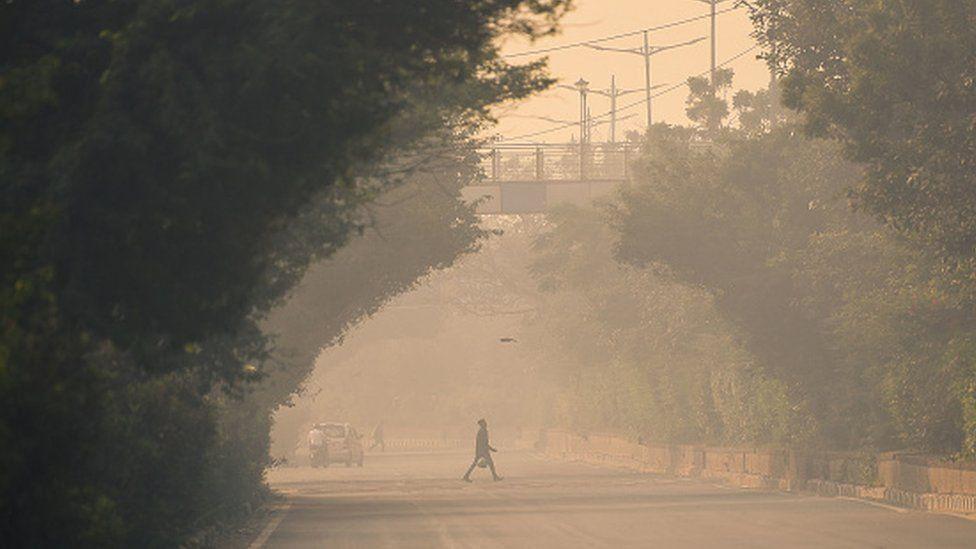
[369,421,385,452]
[462,418,502,482]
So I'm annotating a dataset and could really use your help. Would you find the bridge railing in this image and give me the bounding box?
[479,143,636,183]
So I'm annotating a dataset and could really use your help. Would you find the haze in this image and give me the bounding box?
[6,1,976,548]
[494,0,768,141]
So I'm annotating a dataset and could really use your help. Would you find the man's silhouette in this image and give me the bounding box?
[462,418,502,482]
[369,421,385,452]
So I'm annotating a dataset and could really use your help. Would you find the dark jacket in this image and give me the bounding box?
[475,426,494,457]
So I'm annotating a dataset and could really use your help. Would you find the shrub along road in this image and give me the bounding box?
[259,450,976,548]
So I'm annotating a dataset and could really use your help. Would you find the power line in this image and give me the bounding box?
[587,34,707,127]
[502,6,740,59]
[494,44,759,143]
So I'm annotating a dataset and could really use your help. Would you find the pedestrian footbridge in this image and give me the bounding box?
[462,143,636,215]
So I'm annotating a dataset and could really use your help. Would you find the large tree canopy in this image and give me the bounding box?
[607,116,976,453]
[1,1,571,545]
[2,0,567,364]
[748,0,976,299]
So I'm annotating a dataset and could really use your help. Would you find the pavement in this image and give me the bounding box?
[261,450,976,548]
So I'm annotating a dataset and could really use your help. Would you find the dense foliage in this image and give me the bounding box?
[524,2,976,453]
[1,1,569,545]
[685,67,734,131]
[526,206,796,444]
[526,83,976,454]
[261,170,490,461]
[749,0,976,300]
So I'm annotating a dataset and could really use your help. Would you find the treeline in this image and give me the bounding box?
[527,1,976,456]
[1,1,570,546]
[525,204,795,444]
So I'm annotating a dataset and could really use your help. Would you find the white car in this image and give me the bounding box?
[311,422,364,467]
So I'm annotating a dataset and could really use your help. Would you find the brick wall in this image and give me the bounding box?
[541,429,976,514]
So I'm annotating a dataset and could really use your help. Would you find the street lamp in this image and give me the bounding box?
[573,77,590,144]
[562,78,667,142]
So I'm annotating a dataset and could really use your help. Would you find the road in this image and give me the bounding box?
[262,450,976,548]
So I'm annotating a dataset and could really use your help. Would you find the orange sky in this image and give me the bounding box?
[491,0,769,143]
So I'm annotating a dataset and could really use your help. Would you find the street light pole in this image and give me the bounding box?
[575,77,589,179]
[575,77,589,144]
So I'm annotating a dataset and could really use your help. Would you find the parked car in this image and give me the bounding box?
[309,443,329,468]
[313,422,364,467]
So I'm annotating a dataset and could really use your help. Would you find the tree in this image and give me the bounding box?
[611,126,869,446]
[610,122,976,453]
[2,0,567,360]
[685,67,734,132]
[525,204,795,443]
[0,1,571,544]
[748,0,976,300]
[732,86,793,135]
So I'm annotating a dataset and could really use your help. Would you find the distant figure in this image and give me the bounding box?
[462,418,502,482]
[308,425,325,449]
[369,422,385,452]
[308,425,327,467]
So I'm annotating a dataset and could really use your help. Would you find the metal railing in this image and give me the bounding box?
[478,143,636,183]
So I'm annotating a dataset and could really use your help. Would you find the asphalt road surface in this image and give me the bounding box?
[262,450,976,548]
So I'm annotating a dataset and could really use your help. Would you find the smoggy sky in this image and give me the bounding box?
[491,0,769,143]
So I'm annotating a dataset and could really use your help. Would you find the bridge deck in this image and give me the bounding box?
[465,143,635,214]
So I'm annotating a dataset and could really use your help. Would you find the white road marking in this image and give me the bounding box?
[248,502,292,549]
[836,496,908,514]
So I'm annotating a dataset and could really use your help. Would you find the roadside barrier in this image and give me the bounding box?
[380,435,539,452]
[383,439,468,451]
[540,429,976,515]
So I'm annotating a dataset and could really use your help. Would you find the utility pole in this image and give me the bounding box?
[643,31,652,128]
[691,0,730,134]
[586,106,593,143]
[606,83,662,142]
[710,0,716,87]
[585,35,705,127]
[563,78,653,143]
[691,0,729,92]
[611,75,617,142]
